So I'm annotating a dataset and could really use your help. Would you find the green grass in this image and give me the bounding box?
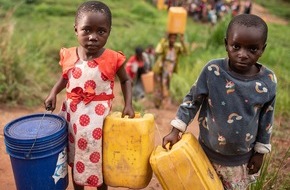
[0,1,289,189]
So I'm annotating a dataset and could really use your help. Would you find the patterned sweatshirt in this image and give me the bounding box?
[171,58,277,166]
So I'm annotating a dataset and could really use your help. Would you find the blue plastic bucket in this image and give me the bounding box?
[4,113,68,190]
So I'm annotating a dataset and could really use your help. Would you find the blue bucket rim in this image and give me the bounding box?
[4,113,67,143]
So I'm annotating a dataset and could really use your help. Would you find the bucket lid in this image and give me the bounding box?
[4,113,67,143]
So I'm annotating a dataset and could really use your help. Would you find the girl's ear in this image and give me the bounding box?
[74,25,78,35]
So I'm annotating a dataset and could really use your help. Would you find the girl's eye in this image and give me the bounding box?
[98,30,105,35]
[83,29,90,33]
[232,45,239,50]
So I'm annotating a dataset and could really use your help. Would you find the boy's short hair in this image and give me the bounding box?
[75,1,112,27]
[226,14,268,43]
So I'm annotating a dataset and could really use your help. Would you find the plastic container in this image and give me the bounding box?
[4,113,68,190]
[103,112,155,189]
[141,71,154,94]
[150,133,223,190]
[157,0,166,10]
[167,7,187,34]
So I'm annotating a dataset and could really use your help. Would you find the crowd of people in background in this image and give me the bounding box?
[151,0,252,25]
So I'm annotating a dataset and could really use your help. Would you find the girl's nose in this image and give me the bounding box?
[89,33,97,40]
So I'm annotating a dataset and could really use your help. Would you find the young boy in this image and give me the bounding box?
[163,14,277,189]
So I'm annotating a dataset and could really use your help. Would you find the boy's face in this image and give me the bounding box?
[74,12,111,56]
[225,25,266,75]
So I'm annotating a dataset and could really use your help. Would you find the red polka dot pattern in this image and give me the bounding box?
[84,80,96,90]
[88,60,98,68]
[95,104,105,115]
[79,114,90,126]
[110,81,114,89]
[77,138,88,150]
[67,113,71,122]
[72,67,82,79]
[70,101,77,112]
[61,103,66,111]
[69,132,74,143]
[76,161,85,173]
[87,175,99,186]
[101,73,108,81]
[73,123,77,134]
[89,152,100,163]
[92,128,102,140]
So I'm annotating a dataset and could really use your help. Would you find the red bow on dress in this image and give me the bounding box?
[67,86,114,106]
[67,86,96,105]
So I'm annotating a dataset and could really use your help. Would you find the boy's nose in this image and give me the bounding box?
[238,48,249,59]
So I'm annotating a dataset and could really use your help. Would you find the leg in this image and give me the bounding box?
[71,168,84,190]
[97,183,108,190]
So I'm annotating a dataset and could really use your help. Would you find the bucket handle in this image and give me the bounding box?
[25,110,51,159]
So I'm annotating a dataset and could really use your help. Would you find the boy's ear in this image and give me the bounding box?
[224,38,228,51]
[262,43,267,51]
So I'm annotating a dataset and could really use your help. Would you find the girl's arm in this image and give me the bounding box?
[44,76,68,111]
[116,64,135,118]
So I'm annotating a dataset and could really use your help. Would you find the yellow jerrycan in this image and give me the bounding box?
[103,112,155,189]
[150,133,223,190]
[167,7,187,34]
[141,71,154,94]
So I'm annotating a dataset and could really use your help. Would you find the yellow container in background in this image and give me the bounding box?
[103,112,155,189]
[167,7,187,34]
[150,133,223,190]
[157,0,167,10]
[141,71,154,94]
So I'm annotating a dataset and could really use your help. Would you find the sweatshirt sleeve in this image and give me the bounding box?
[171,66,209,132]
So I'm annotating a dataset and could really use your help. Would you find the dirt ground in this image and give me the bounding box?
[0,2,288,190]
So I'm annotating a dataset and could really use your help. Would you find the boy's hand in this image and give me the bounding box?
[162,127,181,150]
[247,152,264,174]
[122,106,135,118]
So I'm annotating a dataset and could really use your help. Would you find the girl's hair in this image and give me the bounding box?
[75,1,112,27]
[226,14,268,43]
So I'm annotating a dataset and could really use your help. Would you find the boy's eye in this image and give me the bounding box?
[98,29,106,35]
[249,47,258,53]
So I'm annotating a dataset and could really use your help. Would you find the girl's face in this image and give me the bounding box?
[225,25,266,76]
[74,12,111,58]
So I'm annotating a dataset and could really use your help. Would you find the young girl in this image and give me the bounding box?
[163,14,277,190]
[44,1,134,190]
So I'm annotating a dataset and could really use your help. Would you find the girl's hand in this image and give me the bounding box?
[162,127,181,150]
[247,152,264,174]
[44,95,56,112]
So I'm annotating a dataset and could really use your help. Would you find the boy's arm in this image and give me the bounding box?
[163,85,204,149]
[44,76,67,111]
[116,64,134,118]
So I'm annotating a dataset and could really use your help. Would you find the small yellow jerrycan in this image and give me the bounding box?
[167,7,187,34]
[103,112,155,189]
[150,133,223,190]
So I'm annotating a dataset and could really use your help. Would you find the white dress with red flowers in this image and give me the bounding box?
[58,48,125,187]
